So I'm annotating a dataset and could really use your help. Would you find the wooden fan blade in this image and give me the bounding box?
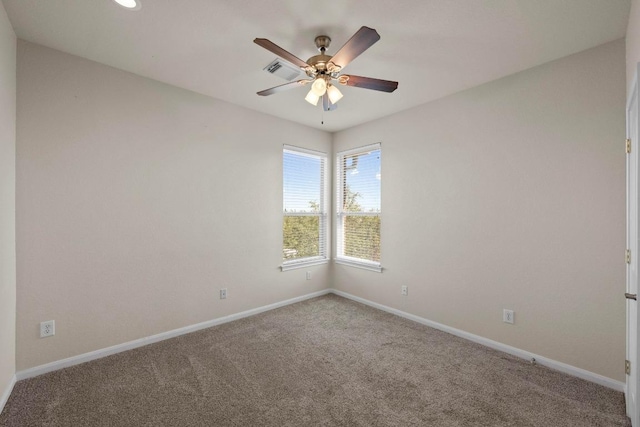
[341,75,398,93]
[322,93,338,111]
[328,26,380,70]
[254,38,309,69]
[257,80,309,96]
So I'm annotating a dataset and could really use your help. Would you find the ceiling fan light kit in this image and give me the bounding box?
[254,26,398,112]
[304,91,320,106]
[311,78,327,97]
[326,84,343,104]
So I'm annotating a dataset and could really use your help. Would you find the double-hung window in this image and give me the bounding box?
[282,145,328,270]
[336,143,382,272]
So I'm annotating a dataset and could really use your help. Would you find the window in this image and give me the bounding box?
[282,145,328,270]
[336,143,381,272]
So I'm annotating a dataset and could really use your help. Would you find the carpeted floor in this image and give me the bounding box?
[0,294,631,426]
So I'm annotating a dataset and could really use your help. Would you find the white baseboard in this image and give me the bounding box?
[331,289,625,392]
[14,287,625,393]
[0,374,17,414]
[16,289,331,381]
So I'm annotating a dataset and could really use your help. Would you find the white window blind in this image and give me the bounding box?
[336,143,381,272]
[282,145,328,270]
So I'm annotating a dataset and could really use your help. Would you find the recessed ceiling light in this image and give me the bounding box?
[112,0,141,11]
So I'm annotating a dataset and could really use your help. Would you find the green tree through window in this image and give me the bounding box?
[283,202,320,260]
[341,185,381,263]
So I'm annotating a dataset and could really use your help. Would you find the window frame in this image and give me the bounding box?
[281,145,329,271]
[335,143,382,273]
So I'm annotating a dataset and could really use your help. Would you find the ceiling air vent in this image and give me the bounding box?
[263,58,304,81]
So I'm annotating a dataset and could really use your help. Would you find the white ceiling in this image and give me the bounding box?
[1,0,631,132]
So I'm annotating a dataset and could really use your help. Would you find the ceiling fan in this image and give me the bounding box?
[254,26,398,111]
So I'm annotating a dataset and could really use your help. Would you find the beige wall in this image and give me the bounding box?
[15,41,331,370]
[333,40,626,382]
[0,0,16,405]
[628,0,640,93]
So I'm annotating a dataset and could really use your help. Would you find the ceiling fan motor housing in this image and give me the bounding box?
[307,35,343,80]
[304,35,337,79]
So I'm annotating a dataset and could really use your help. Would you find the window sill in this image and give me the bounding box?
[334,258,382,273]
[281,258,328,272]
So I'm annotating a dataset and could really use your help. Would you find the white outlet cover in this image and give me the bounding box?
[40,320,55,338]
[503,309,514,324]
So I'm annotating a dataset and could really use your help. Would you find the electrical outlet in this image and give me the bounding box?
[401,285,408,296]
[503,309,514,324]
[220,288,227,299]
[40,320,55,338]
[306,271,311,280]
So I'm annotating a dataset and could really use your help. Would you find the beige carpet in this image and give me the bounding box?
[0,294,630,426]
